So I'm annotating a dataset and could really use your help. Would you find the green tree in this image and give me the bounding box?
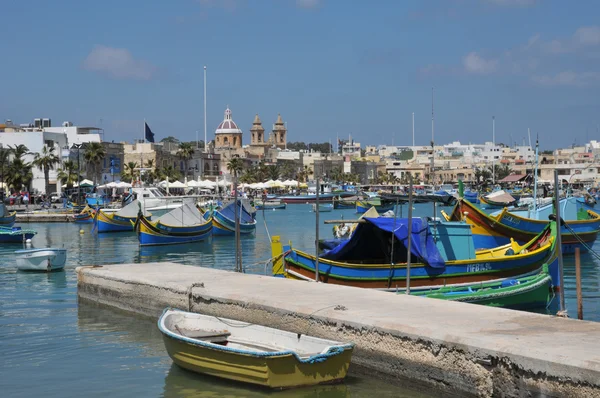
[122,161,139,183]
[161,136,180,144]
[278,162,296,180]
[266,165,280,180]
[227,157,244,178]
[0,147,12,194]
[83,142,106,185]
[9,144,29,159]
[177,142,195,179]
[57,160,78,190]
[160,165,181,182]
[32,145,60,194]
[6,157,33,191]
[329,166,343,183]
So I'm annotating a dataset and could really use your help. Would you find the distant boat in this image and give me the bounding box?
[278,192,354,204]
[479,190,518,209]
[95,200,151,233]
[0,203,16,227]
[16,248,67,272]
[212,201,257,236]
[158,308,354,389]
[0,226,37,243]
[312,203,333,212]
[333,199,355,209]
[355,198,394,214]
[135,202,212,246]
[254,199,286,210]
[72,206,95,223]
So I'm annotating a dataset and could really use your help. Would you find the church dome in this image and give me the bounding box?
[215,107,242,133]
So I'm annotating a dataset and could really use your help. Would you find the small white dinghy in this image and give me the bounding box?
[15,248,67,272]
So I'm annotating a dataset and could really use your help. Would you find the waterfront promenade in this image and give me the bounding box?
[77,262,600,397]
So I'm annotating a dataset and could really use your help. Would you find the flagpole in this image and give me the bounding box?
[204,65,207,152]
[141,119,145,187]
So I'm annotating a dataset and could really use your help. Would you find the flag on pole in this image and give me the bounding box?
[144,122,155,143]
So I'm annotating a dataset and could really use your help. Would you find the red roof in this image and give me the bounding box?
[498,174,527,183]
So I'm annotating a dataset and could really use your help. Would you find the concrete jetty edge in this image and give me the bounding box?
[16,213,72,222]
[77,262,600,397]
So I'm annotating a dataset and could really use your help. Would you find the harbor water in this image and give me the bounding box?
[1,203,599,397]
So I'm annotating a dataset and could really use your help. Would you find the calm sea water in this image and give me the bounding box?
[0,203,598,397]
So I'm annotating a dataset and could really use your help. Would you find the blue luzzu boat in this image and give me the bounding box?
[0,226,37,243]
[135,203,212,246]
[273,217,556,291]
[95,200,151,233]
[356,199,395,214]
[0,203,16,227]
[212,201,256,236]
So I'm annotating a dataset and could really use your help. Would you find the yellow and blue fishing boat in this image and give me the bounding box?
[356,198,394,214]
[273,217,556,291]
[72,205,95,223]
[135,203,212,246]
[158,308,354,389]
[95,200,151,233]
[212,201,256,236]
[0,203,16,227]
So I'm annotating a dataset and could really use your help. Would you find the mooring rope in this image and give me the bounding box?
[561,219,600,262]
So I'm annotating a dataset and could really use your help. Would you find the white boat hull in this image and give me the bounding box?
[16,248,67,272]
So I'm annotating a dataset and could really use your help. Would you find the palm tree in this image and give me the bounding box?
[9,144,29,159]
[143,159,156,183]
[57,160,78,190]
[177,142,195,178]
[122,161,138,183]
[83,142,106,185]
[0,147,10,197]
[161,165,181,182]
[227,157,244,179]
[329,166,343,183]
[32,145,60,195]
[6,158,33,192]
[266,165,280,180]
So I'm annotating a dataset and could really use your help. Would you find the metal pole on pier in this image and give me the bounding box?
[412,112,415,148]
[406,173,413,294]
[492,116,496,185]
[233,171,241,272]
[315,173,320,282]
[204,66,207,152]
[554,169,566,313]
[575,247,583,320]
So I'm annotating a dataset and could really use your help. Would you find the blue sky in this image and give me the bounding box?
[1,0,599,149]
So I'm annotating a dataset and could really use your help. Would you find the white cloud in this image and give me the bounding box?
[463,52,498,74]
[83,46,156,80]
[573,26,600,46]
[296,0,320,8]
[484,0,537,7]
[532,71,600,87]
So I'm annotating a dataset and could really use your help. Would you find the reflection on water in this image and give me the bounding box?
[0,204,599,397]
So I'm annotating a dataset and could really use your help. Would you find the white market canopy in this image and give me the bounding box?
[168,180,187,188]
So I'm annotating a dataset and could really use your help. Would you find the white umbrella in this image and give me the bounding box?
[283,179,298,186]
[116,181,132,188]
[217,180,228,187]
[187,180,200,187]
[169,180,187,188]
[158,180,169,188]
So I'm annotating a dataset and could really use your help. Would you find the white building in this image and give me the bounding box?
[0,120,102,194]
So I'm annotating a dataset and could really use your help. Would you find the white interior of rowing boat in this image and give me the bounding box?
[162,310,346,357]
[115,200,150,217]
[157,203,206,226]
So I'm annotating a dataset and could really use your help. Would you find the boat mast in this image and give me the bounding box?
[406,173,413,294]
[492,116,495,186]
[204,65,207,152]
[431,88,435,188]
[533,136,539,213]
[314,168,320,282]
[412,112,415,148]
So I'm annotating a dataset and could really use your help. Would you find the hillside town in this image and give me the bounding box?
[1,108,599,199]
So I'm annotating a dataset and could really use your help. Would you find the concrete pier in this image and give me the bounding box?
[16,213,72,222]
[77,263,600,397]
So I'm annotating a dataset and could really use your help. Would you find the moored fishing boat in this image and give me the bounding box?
[0,226,37,243]
[0,203,16,227]
[278,192,354,204]
[273,217,556,291]
[135,203,212,246]
[333,199,355,209]
[254,199,286,210]
[409,265,553,310]
[158,308,354,389]
[15,247,67,272]
[355,198,394,214]
[312,203,333,212]
[72,205,95,223]
[443,198,600,254]
[212,201,256,236]
[95,200,151,233]
[479,190,518,209]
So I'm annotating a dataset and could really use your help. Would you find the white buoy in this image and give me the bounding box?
[80,229,85,234]
[25,238,32,243]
